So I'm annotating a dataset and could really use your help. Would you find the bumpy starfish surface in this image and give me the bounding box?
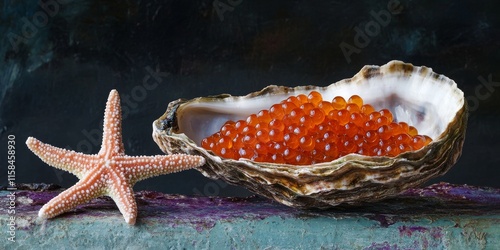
[26,90,205,225]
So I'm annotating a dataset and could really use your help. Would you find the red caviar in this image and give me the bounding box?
[201,91,432,165]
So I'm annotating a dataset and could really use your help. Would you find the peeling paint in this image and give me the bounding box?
[1,182,499,249]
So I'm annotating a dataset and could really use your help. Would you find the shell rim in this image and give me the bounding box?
[153,60,466,171]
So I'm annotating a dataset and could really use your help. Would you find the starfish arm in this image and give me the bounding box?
[38,170,105,220]
[99,89,125,157]
[26,137,98,178]
[117,154,206,183]
[106,170,137,225]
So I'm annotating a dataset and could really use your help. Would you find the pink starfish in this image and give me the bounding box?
[26,90,205,225]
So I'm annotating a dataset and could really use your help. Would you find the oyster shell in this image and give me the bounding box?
[152,60,467,208]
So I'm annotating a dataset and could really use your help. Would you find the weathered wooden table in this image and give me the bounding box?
[2,182,499,249]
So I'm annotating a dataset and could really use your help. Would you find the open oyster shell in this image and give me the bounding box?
[152,61,467,208]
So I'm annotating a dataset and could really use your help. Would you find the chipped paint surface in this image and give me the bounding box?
[1,182,499,249]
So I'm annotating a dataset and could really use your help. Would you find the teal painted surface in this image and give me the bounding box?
[2,210,499,249]
[1,183,499,249]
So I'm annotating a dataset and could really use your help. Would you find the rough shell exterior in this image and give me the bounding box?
[152,61,467,208]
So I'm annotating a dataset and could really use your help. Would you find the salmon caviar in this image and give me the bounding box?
[201,92,432,165]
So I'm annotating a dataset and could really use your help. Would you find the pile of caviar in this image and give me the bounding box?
[201,91,432,165]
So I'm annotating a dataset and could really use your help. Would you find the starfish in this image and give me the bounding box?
[26,89,205,225]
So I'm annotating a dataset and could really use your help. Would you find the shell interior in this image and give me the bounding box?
[177,65,462,145]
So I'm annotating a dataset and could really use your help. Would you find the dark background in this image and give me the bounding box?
[1,0,499,196]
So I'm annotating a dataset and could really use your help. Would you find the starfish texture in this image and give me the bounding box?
[26,89,205,225]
